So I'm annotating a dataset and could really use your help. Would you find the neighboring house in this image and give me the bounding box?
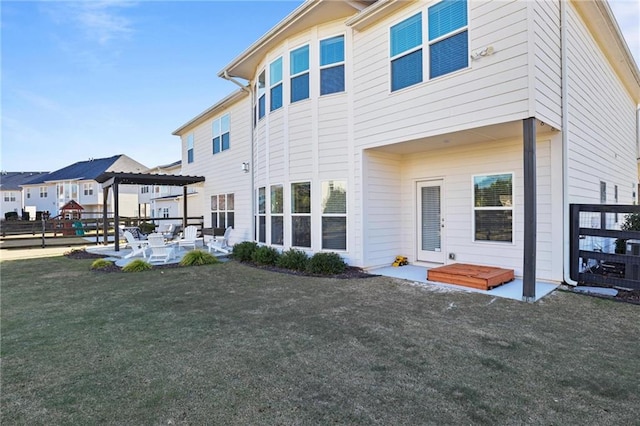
[22,155,148,219]
[0,171,49,219]
[139,160,202,224]
[173,0,640,285]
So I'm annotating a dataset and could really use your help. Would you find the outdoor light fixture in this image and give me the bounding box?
[241,162,250,173]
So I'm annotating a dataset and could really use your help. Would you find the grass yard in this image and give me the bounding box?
[1,256,639,425]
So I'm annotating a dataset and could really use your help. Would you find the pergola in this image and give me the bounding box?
[95,172,206,252]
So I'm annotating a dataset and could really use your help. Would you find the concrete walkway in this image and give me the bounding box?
[0,245,88,261]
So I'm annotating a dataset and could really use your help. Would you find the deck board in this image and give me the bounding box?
[427,263,515,290]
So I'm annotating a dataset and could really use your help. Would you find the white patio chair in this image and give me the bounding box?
[177,225,198,251]
[207,226,232,254]
[146,233,175,263]
[123,231,148,259]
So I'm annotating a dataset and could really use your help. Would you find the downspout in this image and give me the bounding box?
[561,0,577,285]
[221,71,254,240]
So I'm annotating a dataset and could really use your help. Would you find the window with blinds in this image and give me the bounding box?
[321,180,347,250]
[270,58,283,111]
[421,186,441,251]
[390,13,423,91]
[320,35,345,95]
[290,45,310,103]
[473,173,513,242]
[428,0,468,79]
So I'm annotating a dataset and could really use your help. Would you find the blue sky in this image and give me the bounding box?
[1,0,638,173]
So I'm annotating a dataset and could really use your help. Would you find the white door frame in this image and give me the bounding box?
[416,179,445,263]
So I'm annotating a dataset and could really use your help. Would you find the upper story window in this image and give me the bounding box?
[4,192,16,202]
[390,13,423,91]
[187,133,194,163]
[213,114,230,154]
[40,186,47,198]
[390,1,468,92]
[83,183,93,196]
[290,44,310,103]
[428,0,468,79]
[257,70,266,120]
[26,188,31,199]
[320,35,345,95]
[270,57,283,111]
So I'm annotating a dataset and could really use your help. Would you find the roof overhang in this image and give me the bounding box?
[172,89,248,136]
[572,0,640,103]
[95,172,205,189]
[218,0,373,81]
[345,0,413,31]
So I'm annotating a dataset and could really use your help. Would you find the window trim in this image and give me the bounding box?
[187,133,194,164]
[389,12,423,92]
[212,114,230,155]
[290,44,310,104]
[472,172,514,244]
[427,0,469,80]
[321,180,348,251]
[291,181,312,248]
[270,184,284,246]
[319,34,346,96]
[269,57,283,112]
[211,193,235,229]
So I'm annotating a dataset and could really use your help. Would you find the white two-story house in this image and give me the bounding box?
[174,0,639,287]
[22,155,148,219]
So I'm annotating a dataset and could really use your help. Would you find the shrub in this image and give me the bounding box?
[277,249,309,271]
[90,259,113,270]
[252,246,281,266]
[232,241,258,262]
[306,252,347,275]
[179,249,220,266]
[138,222,157,235]
[122,259,152,272]
[615,212,640,253]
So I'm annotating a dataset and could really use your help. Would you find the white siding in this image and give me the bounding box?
[180,96,253,244]
[351,0,531,149]
[533,0,562,128]
[363,138,556,280]
[565,5,637,205]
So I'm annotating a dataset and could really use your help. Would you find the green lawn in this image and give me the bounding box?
[2,256,639,425]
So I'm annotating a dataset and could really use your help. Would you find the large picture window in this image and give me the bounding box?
[271,184,284,245]
[270,58,283,111]
[291,182,311,247]
[290,45,310,103]
[390,13,423,91]
[212,114,230,154]
[320,35,345,95]
[211,193,235,229]
[321,180,347,250]
[473,173,513,243]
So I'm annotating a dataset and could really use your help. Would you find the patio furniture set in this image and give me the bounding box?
[122,225,232,263]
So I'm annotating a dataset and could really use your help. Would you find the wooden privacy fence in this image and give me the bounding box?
[570,204,640,290]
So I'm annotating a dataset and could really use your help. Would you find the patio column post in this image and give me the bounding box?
[183,186,188,229]
[102,186,109,246]
[523,117,537,302]
[114,182,120,252]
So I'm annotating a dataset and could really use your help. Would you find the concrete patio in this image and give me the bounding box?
[369,265,559,302]
[85,241,229,267]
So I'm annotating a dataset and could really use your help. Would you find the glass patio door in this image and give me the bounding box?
[417,180,444,263]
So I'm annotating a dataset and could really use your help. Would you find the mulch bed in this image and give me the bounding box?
[64,249,376,278]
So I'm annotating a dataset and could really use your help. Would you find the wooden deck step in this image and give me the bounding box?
[427,263,515,290]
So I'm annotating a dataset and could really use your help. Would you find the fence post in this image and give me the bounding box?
[41,218,46,248]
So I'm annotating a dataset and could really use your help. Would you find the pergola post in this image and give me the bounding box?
[102,186,109,246]
[523,117,537,302]
[113,183,120,252]
[183,186,188,229]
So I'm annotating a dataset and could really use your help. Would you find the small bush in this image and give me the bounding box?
[122,259,152,272]
[252,246,281,266]
[306,252,347,275]
[90,259,113,270]
[138,222,157,235]
[180,249,220,266]
[232,241,258,262]
[277,249,309,271]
